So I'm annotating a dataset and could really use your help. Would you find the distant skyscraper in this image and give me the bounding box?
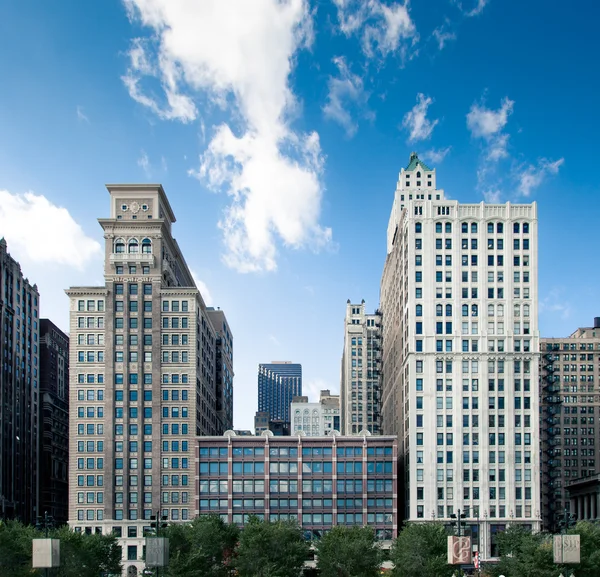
[540,318,600,532]
[0,238,40,524]
[257,361,302,427]
[39,319,69,524]
[340,300,382,435]
[380,153,540,559]
[65,184,232,574]
[206,308,234,434]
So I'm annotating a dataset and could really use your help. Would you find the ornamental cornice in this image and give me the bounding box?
[65,287,108,296]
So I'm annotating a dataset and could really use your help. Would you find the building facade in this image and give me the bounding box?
[540,319,600,532]
[39,319,69,524]
[197,432,398,543]
[206,308,234,434]
[380,153,541,559]
[65,184,230,573]
[291,390,340,436]
[340,301,382,435]
[0,238,40,524]
[257,361,302,426]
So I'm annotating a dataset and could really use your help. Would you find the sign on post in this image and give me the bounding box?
[32,539,60,568]
[146,537,169,567]
[553,535,580,564]
[448,536,472,565]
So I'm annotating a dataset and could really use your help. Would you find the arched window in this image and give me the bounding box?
[141,238,152,254]
[436,222,442,233]
[497,222,504,234]
[471,223,478,234]
[462,222,468,233]
[497,304,504,317]
[435,304,443,317]
[523,304,530,318]
[415,222,422,233]
[488,304,495,317]
[445,222,452,234]
[462,305,468,317]
[417,171,421,178]
[487,222,494,233]
[523,222,529,233]
[416,305,423,317]
[514,222,520,234]
[446,304,452,317]
[128,239,139,253]
[472,305,478,317]
[114,239,125,253]
[514,305,520,317]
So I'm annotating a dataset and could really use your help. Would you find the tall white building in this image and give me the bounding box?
[340,301,382,435]
[380,153,541,559]
[65,184,229,574]
[291,390,340,436]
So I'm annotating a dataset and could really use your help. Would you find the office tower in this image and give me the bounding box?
[39,319,69,524]
[340,301,382,435]
[257,361,302,427]
[291,390,340,436]
[198,432,398,543]
[66,184,229,572]
[206,307,234,434]
[380,153,541,559]
[0,238,40,524]
[540,318,600,531]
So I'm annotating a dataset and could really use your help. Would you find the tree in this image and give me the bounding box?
[0,520,40,577]
[391,522,454,577]
[484,524,556,577]
[316,525,381,577]
[234,517,310,577]
[164,515,239,577]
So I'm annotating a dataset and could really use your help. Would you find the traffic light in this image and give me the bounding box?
[450,510,467,536]
[150,513,169,536]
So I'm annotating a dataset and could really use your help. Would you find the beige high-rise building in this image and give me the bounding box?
[65,184,230,573]
[340,300,382,435]
[380,153,541,559]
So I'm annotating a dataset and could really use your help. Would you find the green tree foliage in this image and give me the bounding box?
[568,521,600,577]
[391,522,454,577]
[0,520,121,577]
[234,516,310,577]
[316,525,381,577]
[484,524,555,577]
[164,515,239,577]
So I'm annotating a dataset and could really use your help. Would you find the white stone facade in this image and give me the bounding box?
[291,390,340,436]
[340,301,382,435]
[380,154,541,559]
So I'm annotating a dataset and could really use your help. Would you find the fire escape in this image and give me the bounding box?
[371,311,383,435]
[542,346,562,532]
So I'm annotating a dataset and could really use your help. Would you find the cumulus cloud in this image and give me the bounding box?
[122,0,330,273]
[467,96,514,163]
[402,93,438,142]
[482,189,501,203]
[190,270,213,306]
[332,0,418,61]
[421,146,451,164]
[323,57,369,137]
[0,190,101,270]
[515,158,564,197]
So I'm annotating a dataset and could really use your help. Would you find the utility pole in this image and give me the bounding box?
[450,509,468,577]
[559,508,577,535]
[35,511,54,577]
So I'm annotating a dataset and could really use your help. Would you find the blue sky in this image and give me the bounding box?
[0,0,599,430]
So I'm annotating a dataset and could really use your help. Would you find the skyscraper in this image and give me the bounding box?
[66,184,231,573]
[380,153,541,559]
[257,361,302,428]
[539,318,600,532]
[206,307,234,434]
[340,300,382,435]
[39,319,69,524]
[0,238,40,524]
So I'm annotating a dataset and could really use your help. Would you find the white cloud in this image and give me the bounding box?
[137,150,151,176]
[0,190,101,270]
[460,0,489,17]
[332,0,418,61]
[323,57,369,137]
[76,105,89,123]
[467,97,513,139]
[190,270,213,306]
[515,158,564,197]
[540,288,572,320]
[268,334,281,346]
[402,93,438,142]
[482,189,501,203]
[123,0,330,273]
[432,24,456,50]
[421,146,451,164]
[467,96,514,164]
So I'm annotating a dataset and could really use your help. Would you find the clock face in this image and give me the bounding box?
[130,201,140,214]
